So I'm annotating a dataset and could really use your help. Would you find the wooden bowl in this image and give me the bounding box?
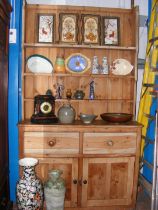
[100,113,132,123]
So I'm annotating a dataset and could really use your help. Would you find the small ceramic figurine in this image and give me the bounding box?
[101,56,109,74]
[91,56,99,74]
[89,80,95,100]
[56,83,64,99]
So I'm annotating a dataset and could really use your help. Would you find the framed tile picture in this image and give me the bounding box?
[102,16,120,46]
[38,14,55,43]
[59,13,79,44]
[81,14,100,45]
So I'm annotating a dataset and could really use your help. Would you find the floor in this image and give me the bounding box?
[13,188,151,210]
[135,188,151,210]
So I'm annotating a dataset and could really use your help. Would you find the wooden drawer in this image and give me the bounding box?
[83,132,137,154]
[23,132,79,155]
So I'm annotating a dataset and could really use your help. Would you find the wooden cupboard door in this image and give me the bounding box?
[81,157,135,207]
[36,158,78,207]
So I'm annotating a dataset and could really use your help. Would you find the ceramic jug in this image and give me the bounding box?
[74,90,85,100]
[58,103,76,124]
[44,169,66,210]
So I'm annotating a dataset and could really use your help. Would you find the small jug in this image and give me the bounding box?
[66,89,72,99]
[74,90,85,100]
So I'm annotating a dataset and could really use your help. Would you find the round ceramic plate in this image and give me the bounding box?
[27,54,53,73]
[65,53,91,73]
[111,58,133,75]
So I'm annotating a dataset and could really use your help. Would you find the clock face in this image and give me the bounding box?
[40,101,52,114]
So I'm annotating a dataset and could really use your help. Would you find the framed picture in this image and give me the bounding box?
[59,13,79,44]
[38,14,55,43]
[102,16,120,46]
[81,14,100,45]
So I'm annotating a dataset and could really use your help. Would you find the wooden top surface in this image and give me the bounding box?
[18,120,142,128]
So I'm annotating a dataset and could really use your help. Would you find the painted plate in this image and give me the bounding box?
[110,58,133,75]
[65,53,91,73]
[27,54,53,73]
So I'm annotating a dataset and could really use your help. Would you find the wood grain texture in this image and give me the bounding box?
[19,122,142,209]
[83,132,137,154]
[24,131,79,155]
[22,4,138,120]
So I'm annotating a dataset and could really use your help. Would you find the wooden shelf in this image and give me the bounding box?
[23,43,137,51]
[23,4,138,120]
[23,72,135,79]
[24,98,134,102]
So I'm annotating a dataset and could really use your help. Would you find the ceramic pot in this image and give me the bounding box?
[58,103,76,124]
[16,158,43,210]
[74,90,85,100]
[44,169,66,210]
[54,56,65,73]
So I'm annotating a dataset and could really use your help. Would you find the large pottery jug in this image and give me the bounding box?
[58,103,76,123]
[16,158,43,210]
[44,169,66,210]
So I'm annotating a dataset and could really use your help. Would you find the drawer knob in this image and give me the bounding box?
[83,180,87,185]
[48,139,56,147]
[73,179,78,184]
[106,140,113,146]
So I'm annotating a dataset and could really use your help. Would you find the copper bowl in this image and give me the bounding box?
[100,113,133,123]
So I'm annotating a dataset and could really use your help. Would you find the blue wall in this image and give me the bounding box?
[8,0,22,201]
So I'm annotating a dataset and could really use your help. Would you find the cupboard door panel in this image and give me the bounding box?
[82,157,135,207]
[35,158,78,207]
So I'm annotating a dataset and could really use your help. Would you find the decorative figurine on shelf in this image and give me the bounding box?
[91,56,99,74]
[56,83,64,99]
[101,56,109,74]
[66,89,72,99]
[89,80,95,100]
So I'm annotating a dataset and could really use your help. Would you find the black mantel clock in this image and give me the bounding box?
[31,92,58,124]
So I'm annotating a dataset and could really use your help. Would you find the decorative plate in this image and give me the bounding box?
[110,58,133,75]
[27,54,53,73]
[65,53,91,73]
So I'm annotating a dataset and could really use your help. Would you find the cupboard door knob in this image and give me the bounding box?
[48,139,56,147]
[73,179,78,184]
[106,140,113,146]
[83,180,87,184]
